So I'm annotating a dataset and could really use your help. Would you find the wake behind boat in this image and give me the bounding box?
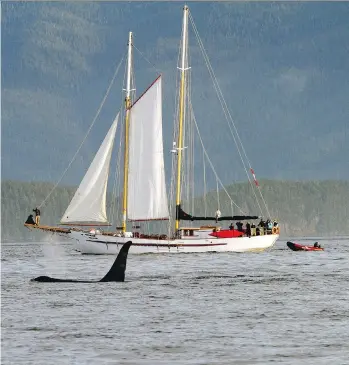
[24,5,280,254]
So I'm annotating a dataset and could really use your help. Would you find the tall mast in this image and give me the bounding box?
[175,5,189,233]
[121,31,133,234]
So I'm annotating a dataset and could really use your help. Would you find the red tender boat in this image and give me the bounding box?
[287,241,324,251]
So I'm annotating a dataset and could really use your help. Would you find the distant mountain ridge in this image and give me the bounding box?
[1,179,348,242]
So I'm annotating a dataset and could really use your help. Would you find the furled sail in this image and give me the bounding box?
[177,205,259,222]
[127,76,169,221]
[60,114,119,224]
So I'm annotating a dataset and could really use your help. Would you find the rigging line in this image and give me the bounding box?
[216,179,220,210]
[115,62,128,226]
[181,28,190,211]
[110,62,125,226]
[189,100,247,214]
[258,187,271,218]
[188,58,195,215]
[189,13,270,217]
[189,20,250,176]
[39,53,126,209]
[115,125,123,225]
[132,43,162,75]
[110,61,128,227]
[189,13,264,216]
[203,147,207,217]
[191,102,195,214]
[168,35,183,238]
[109,123,122,228]
[188,13,252,168]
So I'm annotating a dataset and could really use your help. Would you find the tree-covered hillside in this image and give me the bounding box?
[1,180,348,242]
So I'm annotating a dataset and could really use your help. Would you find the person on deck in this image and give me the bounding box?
[267,220,273,230]
[246,222,251,238]
[251,222,256,236]
[25,214,36,225]
[236,221,243,232]
[33,207,41,225]
[215,209,221,223]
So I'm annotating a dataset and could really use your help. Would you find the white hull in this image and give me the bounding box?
[68,230,279,254]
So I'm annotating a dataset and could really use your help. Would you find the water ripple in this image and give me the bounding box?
[2,238,349,364]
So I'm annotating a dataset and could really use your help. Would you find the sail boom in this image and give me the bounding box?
[128,217,169,222]
[177,206,259,222]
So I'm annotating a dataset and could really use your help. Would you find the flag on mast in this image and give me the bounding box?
[250,168,259,187]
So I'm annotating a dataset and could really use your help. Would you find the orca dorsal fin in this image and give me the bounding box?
[99,241,132,282]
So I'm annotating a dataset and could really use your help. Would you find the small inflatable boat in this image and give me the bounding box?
[287,241,324,251]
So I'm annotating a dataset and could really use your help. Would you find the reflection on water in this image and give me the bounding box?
[2,238,349,364]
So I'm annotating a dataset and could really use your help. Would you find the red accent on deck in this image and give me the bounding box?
[209,229,244,238]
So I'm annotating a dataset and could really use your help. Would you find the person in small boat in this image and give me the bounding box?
[33,207,41,225]
[314,242,321,248]
[246,222,251,238]
[229,222,234,230]
[215,209,221,223]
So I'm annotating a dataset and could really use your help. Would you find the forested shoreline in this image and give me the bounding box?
[1,179,349,242]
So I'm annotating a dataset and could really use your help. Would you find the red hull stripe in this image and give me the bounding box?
[87,240,227,248]
[60,223,112,226]
[128,218,169,222]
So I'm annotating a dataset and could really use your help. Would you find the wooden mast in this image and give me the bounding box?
[175,5,189,234]
[121,32,133,234]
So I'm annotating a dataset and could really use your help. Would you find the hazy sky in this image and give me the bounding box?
[2,2,349,187]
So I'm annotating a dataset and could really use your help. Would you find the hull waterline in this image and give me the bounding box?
[69,231,279,254]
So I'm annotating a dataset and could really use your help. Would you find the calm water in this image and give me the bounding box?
[2,237,349,365]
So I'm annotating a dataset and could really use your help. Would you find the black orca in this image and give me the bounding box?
[31,241,132,283]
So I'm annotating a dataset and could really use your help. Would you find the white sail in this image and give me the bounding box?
[61,114,119,223]
[127,76,169,221]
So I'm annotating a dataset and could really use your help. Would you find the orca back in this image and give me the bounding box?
[31,276,87,283]
[99,241,132,282]
[31,241,132,283]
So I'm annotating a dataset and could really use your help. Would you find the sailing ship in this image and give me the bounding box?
[25,5,279,254]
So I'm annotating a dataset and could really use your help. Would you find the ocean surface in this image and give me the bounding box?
[2,237,349,365]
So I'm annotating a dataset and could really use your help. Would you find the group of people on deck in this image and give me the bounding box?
[228,218,279,237]
[214,209,279,237]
